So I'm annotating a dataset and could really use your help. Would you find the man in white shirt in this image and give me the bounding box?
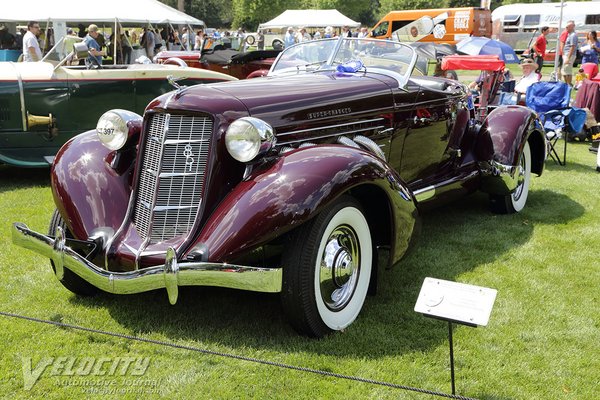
[515,58,540,94]
[296,28,310,43]
[357,27,369,39]
[22,21,42,62]
[180,27,192,51]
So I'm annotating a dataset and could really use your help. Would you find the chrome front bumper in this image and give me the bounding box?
[12,223,282,304]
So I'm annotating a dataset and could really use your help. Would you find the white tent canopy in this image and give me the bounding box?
[1,0,203,25]
[259,9,360,29]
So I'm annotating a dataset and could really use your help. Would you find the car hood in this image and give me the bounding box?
[162,72,397,129]
[0,61,56,80]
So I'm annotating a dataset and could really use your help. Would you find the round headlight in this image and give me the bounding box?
[96,109,141,151]
[225,117,275,162]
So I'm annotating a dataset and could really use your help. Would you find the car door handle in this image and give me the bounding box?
[71,83,80,93]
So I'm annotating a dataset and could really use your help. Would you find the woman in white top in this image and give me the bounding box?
[194,29,204,51]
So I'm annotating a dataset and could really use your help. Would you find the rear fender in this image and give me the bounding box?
[476,105,544,169]
[476,105,545,194]
[186,145,417,265]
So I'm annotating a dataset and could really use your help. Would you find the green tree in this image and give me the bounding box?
[295,0,379,26]
[231,0,377,31]
[161,0,380,30]
[231,0,293,30]
[377,0,449,18]
[160,0,234,28]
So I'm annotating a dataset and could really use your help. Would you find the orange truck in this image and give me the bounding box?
[370,7,492,44]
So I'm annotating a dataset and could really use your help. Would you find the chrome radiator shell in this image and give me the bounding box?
[133,113,212,242]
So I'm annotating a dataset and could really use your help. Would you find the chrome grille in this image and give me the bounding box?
[133,113,212,242]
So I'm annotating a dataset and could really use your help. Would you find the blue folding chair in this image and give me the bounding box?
[526,81,586,165]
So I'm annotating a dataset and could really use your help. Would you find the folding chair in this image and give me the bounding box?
[525,81,585,165]
[500,79,516,93]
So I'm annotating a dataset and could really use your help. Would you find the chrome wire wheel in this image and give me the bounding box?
[319,225,361,311]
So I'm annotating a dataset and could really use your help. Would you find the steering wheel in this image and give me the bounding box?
[163,57,188,67]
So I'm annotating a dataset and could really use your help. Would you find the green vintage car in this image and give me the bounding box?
[0,36,237,167]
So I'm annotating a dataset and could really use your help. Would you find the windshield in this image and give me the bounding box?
[42,35,82,66]
[270,37,417,87]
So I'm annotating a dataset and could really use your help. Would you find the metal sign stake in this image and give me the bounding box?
[414,277,498,398]
[448,321,456,395]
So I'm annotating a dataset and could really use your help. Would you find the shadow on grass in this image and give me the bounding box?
[0,165,50,192]
[543,159,596,173]
[65,190,584,359]
[543,141,597,173]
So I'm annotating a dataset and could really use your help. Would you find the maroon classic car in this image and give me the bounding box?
[13,37,546,337]
[154,45,279,79]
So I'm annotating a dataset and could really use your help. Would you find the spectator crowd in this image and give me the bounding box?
[0,22,376,65]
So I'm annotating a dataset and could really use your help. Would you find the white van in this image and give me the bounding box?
[492,1,600,52]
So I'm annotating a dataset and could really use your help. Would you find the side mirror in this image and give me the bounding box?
[73,42,89,59]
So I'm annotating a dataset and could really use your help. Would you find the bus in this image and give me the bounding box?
[370,7,492,44]
[492,1,600,52]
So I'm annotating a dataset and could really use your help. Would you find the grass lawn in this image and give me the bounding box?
[0,142,599,399]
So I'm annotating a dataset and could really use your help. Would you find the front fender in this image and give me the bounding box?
[476,105,545,195]
[186,145,417,264]
[51,130,133,240]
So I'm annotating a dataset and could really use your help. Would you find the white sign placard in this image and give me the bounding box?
[414,278,497,326]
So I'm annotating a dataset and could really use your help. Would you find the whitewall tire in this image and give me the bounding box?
[490,141,531,214]
[281,196,372,337]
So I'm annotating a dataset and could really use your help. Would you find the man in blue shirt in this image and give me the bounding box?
[284,27,296,48]
[83,24,105,66]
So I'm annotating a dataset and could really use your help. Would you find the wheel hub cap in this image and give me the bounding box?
[319,225,360,311]
[513,155,526,200]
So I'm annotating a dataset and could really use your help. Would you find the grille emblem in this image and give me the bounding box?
[183,144,194,172]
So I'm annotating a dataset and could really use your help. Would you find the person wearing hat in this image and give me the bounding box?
[296,27,310,43]
[284,27,296,48]
[515,58,540,94]
[83,24,106,66]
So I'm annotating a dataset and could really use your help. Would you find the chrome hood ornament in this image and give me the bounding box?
[167,75,186,92]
